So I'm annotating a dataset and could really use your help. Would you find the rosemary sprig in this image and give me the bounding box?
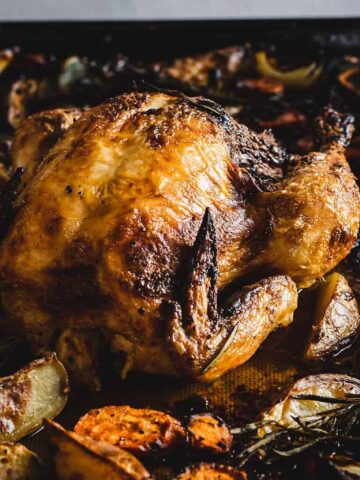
[234,392,360,466]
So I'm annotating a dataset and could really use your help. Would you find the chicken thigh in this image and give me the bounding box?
[0,92,358,382]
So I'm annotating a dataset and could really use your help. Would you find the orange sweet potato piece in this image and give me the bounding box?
[75,405,185,455]
[187,414,233,454]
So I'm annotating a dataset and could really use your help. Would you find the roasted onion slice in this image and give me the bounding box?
[256,51,322,89]
[338,67,360,97]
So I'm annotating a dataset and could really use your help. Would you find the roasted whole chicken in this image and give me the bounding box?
[0,92,359,383]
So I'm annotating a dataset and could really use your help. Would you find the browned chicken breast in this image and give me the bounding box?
[0,92,358,382]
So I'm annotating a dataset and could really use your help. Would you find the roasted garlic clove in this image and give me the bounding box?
[0,353,68,442]
[45,419,151,480]
[304,272,360,361]
[74,405,185,455]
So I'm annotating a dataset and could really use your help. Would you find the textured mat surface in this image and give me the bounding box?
[24,340,306,478]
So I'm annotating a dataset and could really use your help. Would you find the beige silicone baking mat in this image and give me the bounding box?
[24,337,306,479]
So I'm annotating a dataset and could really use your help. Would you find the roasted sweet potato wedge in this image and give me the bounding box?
[175,463,247,479]
[45,419,151,480]
[304,272,360,360]
[187,414,233,454]
[75,405,186,455]
[259,373,360,435]
[0,442,45,479]
[0,353,69,442]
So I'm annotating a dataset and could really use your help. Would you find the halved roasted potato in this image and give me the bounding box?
[0,353,68,442]
[304,272,360,361]
[0,442,45,479]
[259,373,360,435]
[45,419,151,480]
[175,463,247,479]
[75,405,185,455]
[187,414,233,455]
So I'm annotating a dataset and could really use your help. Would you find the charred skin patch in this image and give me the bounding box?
[125,235,177,298]
[329,227,351,248]
[316,107,355,150]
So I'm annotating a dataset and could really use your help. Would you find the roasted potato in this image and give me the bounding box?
[187,414,233,454]
[75,405,185,455]
[175,463,247,479]
[304,272,360,360]
[0,442,45,479]
[260,373,360,435]
[45,419,151,480]
[0,353,68,442]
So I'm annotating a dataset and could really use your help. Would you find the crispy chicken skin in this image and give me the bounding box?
[11,108,82,187]
[0,92,359,381]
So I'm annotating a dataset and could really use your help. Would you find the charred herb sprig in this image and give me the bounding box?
[232,392,360,466]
